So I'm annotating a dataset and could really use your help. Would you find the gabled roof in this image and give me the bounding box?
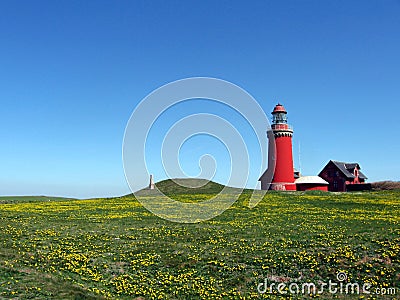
[320,160,368,180]
[331,161,356,179]
[358,171,368,179]
[344,163,358,170]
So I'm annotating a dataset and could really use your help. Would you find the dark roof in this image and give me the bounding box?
[358,171,368,179]
[322,160,368,180]
[331,161,355,179]
[344,163,358,170]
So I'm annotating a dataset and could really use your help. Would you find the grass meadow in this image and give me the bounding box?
[0,185,399,299]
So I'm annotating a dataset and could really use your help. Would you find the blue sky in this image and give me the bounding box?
[1,0,399,198]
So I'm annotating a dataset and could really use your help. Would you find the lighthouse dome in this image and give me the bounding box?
[272,103,287,114]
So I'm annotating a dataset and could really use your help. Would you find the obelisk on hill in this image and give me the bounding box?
[149,174,155,189]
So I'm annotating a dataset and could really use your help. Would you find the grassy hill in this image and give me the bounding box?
[130,178,247,202]
[371,180,400,190]
[0,195,76,204]
[0,187,399,299]
[155,178,227,194]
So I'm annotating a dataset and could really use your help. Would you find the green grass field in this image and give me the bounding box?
[0,181,399,299]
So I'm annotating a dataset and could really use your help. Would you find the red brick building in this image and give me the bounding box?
[318,160,371,192]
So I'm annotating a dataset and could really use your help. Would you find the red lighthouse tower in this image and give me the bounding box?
[259,104,296,191]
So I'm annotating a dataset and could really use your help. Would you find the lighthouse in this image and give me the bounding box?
[259,103,296,191]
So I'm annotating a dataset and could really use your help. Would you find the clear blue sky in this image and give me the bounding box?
[1,0,399,198]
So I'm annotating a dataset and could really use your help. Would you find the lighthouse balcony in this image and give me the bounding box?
[271,124,293,132]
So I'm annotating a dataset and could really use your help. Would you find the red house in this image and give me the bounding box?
[318,160,371,192]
